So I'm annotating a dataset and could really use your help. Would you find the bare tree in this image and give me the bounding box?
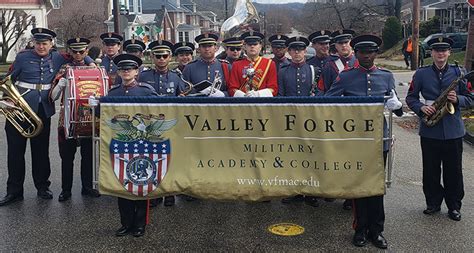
[295,1,389,36]
[54,11,106,48]
[0,9,34,63]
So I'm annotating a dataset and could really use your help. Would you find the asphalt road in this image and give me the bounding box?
[0,71,473,251]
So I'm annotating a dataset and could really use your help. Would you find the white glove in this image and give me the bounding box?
[246,90,259,97]
[88,96,99,107]
[233,90,246,97]
[58,77,67,88]
[385,89,402,110]
[208,89,225,97]
[256,88,274,97]
[199,86,213,96]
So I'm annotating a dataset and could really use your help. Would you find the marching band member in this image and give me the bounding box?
[219,37,244,65]
[182,33,228,97]
[0,28,94,206]
[172,41,195,72]
[268,34,290,74]
[122,38,147,73]
[138,40,187,207]
[277,36,320,207]
[317,29,357,95]
[49,37,100,202]
[307,30,332,69]
[94,54,158,237]
[228,31,278,97]
[406,37,473,221]
[325,35,403,249]
[99,32,123,84]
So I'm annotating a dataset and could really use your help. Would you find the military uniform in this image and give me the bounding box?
[108,54,158,237]
[278,36,317,97]
[317,30,358,94]
[140,40,187,97]
[99,32,123,85]
[307,30,332,69]
[406,37,473,221]
[49,38,100,202]
[325,35,402,249]
[229,31,278,97]
[220,37,244,65]
[182,33,229,95]
[0,28,94,206]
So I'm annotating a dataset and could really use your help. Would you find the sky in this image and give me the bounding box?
[253,0,308,3]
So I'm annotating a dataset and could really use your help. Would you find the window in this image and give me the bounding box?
[51,0,62,9]
[128,0,134,13]
[137,0,142,14]
[54,28,65,47]
[178,31,189,42]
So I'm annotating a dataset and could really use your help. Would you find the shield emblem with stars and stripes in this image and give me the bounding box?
[110,138,171,196]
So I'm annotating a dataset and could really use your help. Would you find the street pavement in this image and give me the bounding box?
[0,72,473,251]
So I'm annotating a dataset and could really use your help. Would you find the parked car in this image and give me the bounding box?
[421,32,468,57]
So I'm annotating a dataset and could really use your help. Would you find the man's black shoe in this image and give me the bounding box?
[149,198,163,207]
[343,199,352,210]
[448,210,461,221]
[281,195,304,204]
[81,188,101,197]
[370,234,388,249]
[115,226,131,237]
[37,189,53,199]
[304,196,320,207]
[183,195,197,201]
[0,194,24,206]
[132,227,145,237]
[164,196,175,207]
[352,231,368,247]
[423,206,441,215]
[58,191,71,202]
[324,198,335,202]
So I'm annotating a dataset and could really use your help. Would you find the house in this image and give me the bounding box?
[105,0,221,46]
[0,0,49,62]
[402,0,473,32]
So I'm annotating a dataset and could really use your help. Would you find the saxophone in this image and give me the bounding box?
[422,68,473,127]
[0,76,44,138]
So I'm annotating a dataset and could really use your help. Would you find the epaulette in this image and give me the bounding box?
[138,82,155,90]
[218,59,230,64]
[141,67,152,73]
[188,59,199,65]
[17,49,32,54]
[280,63,290,69]
[329,55,339,61]
[109,84,121,91]
[170,69,180,74]
[376,67,392,73]
[340,67,356,73]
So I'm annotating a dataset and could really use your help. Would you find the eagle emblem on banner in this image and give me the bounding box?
[107,113,177,196]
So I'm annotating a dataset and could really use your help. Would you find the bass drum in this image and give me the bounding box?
[63,66,109,139]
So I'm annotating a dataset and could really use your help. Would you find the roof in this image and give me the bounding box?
[0,0,41,4]
[176,23,198,30]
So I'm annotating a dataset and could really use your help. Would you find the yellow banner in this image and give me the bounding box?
[99,100,385,201]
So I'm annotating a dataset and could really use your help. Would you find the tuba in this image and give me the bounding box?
[220,0,260,40]
[0,76,44,138]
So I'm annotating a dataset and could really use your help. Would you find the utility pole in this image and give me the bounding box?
[411,0,420,70]
[465,13,474,71]
[225,0,229,20]
[113,0,120,33]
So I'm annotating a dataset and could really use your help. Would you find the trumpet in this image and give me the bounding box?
[0,76,44,138]
[209,70,222,95]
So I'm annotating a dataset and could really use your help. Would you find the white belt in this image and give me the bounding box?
[16,81,51,90]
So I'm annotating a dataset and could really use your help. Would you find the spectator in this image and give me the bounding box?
[402,37,413,69]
